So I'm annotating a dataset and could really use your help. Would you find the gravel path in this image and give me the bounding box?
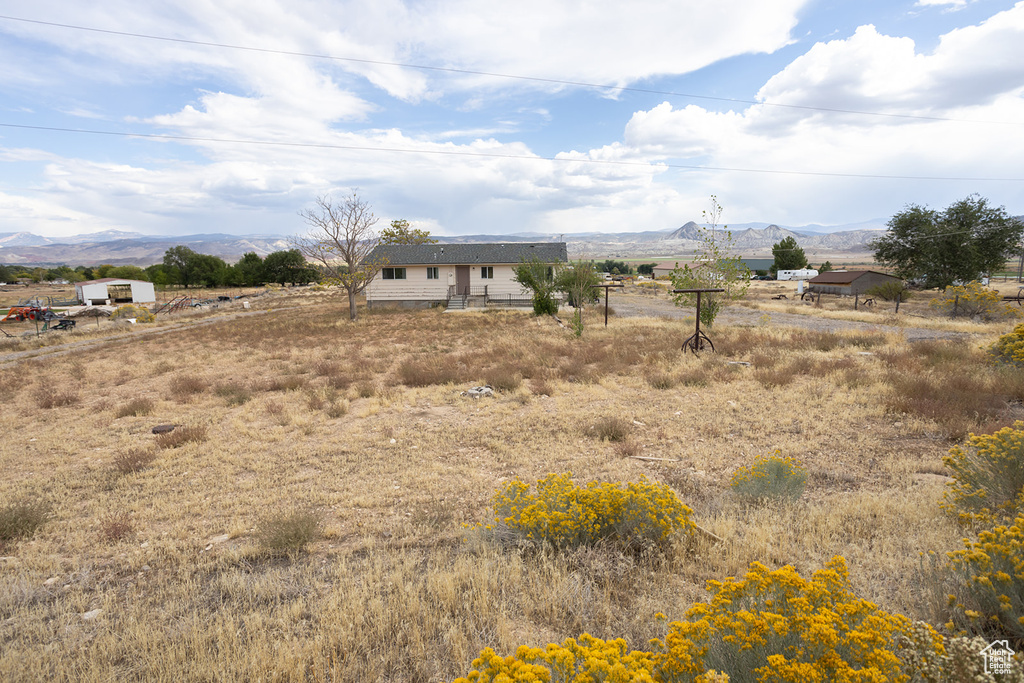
[609,292,977,342]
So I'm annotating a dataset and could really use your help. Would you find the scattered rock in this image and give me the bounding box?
[151,424,176,435]
[81,609,102,621]
[142,565,151,571]
[43,577,58,587]
[462,385,494,398]
[208,534,230,545]
[139,542,150,549]
[893,422,903,428]
[727,361,751,366]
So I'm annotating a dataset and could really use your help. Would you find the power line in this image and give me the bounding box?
[3,122,1023,182]
[0,14,1017,126]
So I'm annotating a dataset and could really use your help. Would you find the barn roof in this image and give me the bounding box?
[76,278,151,285]
[365,242,568,266]
[807,270,899,284]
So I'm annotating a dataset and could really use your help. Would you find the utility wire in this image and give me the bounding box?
[4,122,1023,182]
[0,14,1017,126]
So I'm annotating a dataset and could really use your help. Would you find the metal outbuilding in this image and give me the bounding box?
[807,270,902,296]
[75,278,156,305]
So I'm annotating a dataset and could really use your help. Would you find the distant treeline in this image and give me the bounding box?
[0,246,319,288]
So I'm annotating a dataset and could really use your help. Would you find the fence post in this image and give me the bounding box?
[855,294,859,310]
[953,295,959,317]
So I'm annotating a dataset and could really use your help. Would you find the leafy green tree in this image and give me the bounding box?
[145,264,174,287]
[596,260,632,275]
[670,197,750,327]
[512,257,559,316]
[107,265,149,281]
[379,219,437,245]
[819,261,833,273]
[636,263,658,276]
[263,249,316,285]
[294,193,383,321]
[0,264,14,282]
[163,246,201,288]
[555,260,602,337]
[770,236,808,276]
[234,252,266,286]
[95,264,116,279]
[871,195,1024,290]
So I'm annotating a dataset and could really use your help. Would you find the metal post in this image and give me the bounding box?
[604,286,609,327]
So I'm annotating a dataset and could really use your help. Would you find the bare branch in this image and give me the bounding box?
[292,193,383,320]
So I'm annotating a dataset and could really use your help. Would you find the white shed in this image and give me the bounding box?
[75,278,156,305]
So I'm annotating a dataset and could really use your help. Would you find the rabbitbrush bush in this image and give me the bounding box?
[729,450,807,503]
[452,557,946,683]
[942,513,1024,644]
[111,304,156,323]
[941,422,1024,526]
[991,323,1024,367]
[487,472,695,552]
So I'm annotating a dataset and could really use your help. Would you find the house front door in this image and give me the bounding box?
[456,266,470,295]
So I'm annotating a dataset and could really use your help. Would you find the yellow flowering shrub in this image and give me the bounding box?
[489,473,696,552]
[944,514,1024,643]
[111,303,156,323]
[451,634,659,683]
[729,451,807,503]
[930,281,1018,321]
[452,558,944,683]
[941,422,1024,525]
[991,323,1024,367]
[653,556,938,683]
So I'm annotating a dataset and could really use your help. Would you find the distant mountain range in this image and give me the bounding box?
[0,220,889,266]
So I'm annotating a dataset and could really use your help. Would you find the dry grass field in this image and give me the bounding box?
[1,288,1021,681]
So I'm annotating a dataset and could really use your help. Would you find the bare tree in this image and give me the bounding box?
[293,193,383,321]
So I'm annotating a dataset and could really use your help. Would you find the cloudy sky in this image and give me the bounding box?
[1,0,1023,239]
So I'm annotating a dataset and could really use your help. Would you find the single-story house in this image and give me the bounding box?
[75,278,156,305]
[363,242,568,308]
[807,270,902,296]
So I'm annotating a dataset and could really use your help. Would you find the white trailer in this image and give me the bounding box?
[776,269,818,281]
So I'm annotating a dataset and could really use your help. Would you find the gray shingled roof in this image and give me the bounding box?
[364,242,568,266]
[808,270,898,284]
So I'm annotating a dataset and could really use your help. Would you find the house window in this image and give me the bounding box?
[480,266,494,279]
[426,267,439,280]
[382,267,406,280]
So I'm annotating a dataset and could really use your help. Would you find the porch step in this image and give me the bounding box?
[446,298,466,310]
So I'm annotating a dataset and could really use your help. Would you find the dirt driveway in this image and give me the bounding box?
[609,292,977,342]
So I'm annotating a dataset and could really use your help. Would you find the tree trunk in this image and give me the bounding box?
[348,288,358,321]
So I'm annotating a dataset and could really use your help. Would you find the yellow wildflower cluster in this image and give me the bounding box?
[991,323,1024,367]
[653,556,935,682]
[941,422,1024,525]
[452,557,942,682]
[930,281,1018,320]
[945,513,1024,642]
[452,634,659,683]
[729,451,807,503]
[490,473,696,551]
[111,304,156,323]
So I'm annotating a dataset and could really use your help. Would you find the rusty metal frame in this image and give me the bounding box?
[672,288,725,353]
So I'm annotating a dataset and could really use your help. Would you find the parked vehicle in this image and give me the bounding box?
[776,269,818,281]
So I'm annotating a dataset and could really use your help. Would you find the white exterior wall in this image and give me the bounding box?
[77,282,110,304]
[365,264,530,301]
[75,280,156,305]
[128,281,156,303]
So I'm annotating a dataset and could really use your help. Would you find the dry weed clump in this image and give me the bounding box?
[169,374,207,401]
[263,374,308,392]
[113,448,158,474]
[529,378,554,396]
[0,500,49,550]
[155,425,208,449]
[482,364,522,393]
[887,371,1005,440]
[588,415,633,442]
[214,381,253,405]
[398,357,462,387]
[35,387,80,409]
[99,511,135,543]
[257,508,323,554]
[114,396,154,418]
